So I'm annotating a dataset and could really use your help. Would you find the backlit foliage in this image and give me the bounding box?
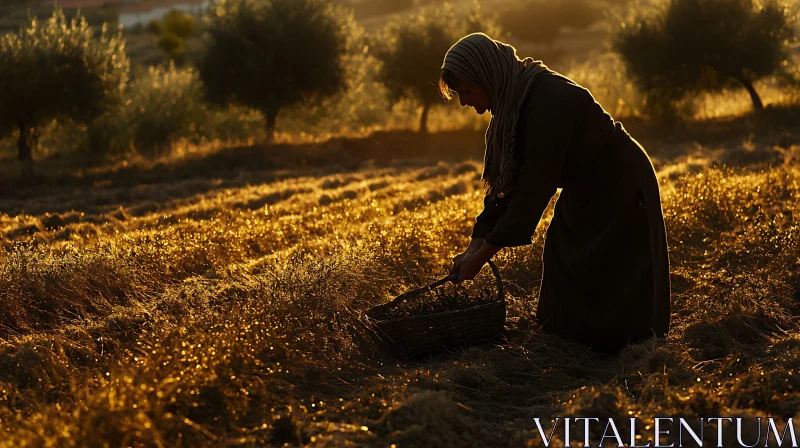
[0,8,128,172]
[200,0,360,141]
[613,0,799,115]
[87,64,263,156]
[370,1,501,133]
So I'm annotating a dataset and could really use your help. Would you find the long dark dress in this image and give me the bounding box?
[472,72,671,352]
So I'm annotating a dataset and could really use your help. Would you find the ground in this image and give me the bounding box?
[0,121,799,447]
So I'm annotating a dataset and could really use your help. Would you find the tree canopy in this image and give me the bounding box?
[613,0,798,115]
[0,9,129,179]
[371,1,502,133]
[199,0,358,142]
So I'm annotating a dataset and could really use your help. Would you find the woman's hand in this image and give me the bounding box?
[451,252,469,266]
[451,240,501,284]
[454,253,485,283]
[449,238,484,278]
[450,238,483,275]
[450,251,472,273]
[449,252,468,279]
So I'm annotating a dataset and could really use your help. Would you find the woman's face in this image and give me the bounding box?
[451,78,492,115]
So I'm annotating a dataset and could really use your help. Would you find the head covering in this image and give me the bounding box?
[442,33,549,198]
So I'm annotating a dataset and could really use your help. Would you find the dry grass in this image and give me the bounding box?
[0,125,798,446]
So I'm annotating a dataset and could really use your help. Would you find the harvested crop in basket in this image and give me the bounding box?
[381,283,498,319]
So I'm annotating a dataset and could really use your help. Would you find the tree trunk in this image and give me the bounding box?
[265,111,277,145]
[737,77,764,111]
[419,102,431,134]
[17,123,34,182]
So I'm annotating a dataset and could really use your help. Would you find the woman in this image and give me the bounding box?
[443,33,671,352]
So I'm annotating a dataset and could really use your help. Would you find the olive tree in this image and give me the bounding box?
[372,1,501,133]
[0,9,129,179]
[613,0,798,114]
[199,0,356,143]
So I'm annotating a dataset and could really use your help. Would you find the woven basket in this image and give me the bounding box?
[362,260,506,360]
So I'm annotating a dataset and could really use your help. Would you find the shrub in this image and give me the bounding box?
[199,0,358,143]
[157,31,184,56]
[275,50,395,138]
[89,64,201,155]
[464,0,505,39]
[86,111,133,156]
[0,9,129,179]
[87,64,263,156]
[562,54,648,119]
[127,65,207,154]
[161,9,195,38]
[613,0,798,115]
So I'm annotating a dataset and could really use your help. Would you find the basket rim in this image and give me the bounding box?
[363,296,506,325]
[365,260,505,320]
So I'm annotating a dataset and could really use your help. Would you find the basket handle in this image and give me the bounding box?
[376,259,504,312]
[486,259,505,302]
[379,274,455,310]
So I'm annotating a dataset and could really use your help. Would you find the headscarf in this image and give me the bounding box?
[442,33,549,199]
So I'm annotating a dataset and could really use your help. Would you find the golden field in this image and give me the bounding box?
[0,122,799,446]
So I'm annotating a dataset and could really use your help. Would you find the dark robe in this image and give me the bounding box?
[472,72,671,352]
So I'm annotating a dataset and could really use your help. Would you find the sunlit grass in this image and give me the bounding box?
[0,131,798,445]
[690,80,797,120]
